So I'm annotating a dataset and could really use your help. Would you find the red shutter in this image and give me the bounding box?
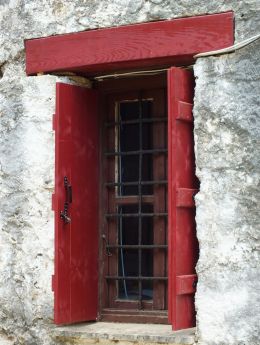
[168,67,199,330]
[52,83,99,324]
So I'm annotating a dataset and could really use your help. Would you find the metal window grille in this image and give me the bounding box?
[104,94,168,310]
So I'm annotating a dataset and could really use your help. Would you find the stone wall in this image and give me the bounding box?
[194,41,260,345]
[0,1,259,344]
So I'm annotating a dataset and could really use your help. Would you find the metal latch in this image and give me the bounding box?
[60,176,72,224]
[102,234,112,256]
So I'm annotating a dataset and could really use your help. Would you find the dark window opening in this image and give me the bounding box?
[117,100,154,196]
[118,204,154,301]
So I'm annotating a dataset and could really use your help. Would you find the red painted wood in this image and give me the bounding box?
[176,274,197,295]
[52,275,55,292]
[25,12,234,76]
[176,188,198,208]
[177,101,193,122]
[52,113,56,131]
[52,193,56,211]
[168,67,199,330]
[54,83,99,324]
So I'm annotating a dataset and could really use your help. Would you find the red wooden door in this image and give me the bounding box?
[168,67,199,330]
[52,83,99,324]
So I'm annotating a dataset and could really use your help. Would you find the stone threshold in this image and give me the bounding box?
[53,322,196,344]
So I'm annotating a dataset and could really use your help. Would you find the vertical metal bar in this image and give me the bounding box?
[119,207,128,298]
[118,103,123,197]
[138,94,143,310]
[118,104,128,298]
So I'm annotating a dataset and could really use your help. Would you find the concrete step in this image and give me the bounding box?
[53,322,195,345]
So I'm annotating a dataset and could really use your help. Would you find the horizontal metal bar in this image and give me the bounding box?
[105,180,167,187]
[105,213,167,218]
[115,195,154,205]
[106,276,168,280]
[107,245,168,249]
[105,149,167,156]
[105,117,167,127]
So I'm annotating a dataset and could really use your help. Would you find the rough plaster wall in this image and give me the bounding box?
[194,40,260,345]
[0,66,57,345]
[0,1,259,345]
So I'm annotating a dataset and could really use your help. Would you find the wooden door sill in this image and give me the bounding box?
[100,308,168,324]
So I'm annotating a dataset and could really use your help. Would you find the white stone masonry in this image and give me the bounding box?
[0,1,259,344]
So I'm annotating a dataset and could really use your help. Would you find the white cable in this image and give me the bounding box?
[194,33,260,58]
[94,68,168,81]
[94,64,193,81]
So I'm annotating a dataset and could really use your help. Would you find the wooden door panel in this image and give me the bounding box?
[168,67,199,330]
[53,83,99,324]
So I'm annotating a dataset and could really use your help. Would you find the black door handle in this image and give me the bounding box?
[60,176,72,224]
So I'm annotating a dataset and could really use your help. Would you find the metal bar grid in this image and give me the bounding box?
[105,117,167,127]
[105,148,167,157]
[104,95,168,309]
[105,213,167,217]
[107,245,167,249]
[106,276,168,280]
[105,180,167,187]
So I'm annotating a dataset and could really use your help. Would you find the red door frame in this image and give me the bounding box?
[25,12,233,76]
[25,11,234,328]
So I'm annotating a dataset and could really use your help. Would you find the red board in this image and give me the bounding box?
[25,12,234,76]
[53,83,99,324]
[168,67,199,330]
[176,274,197,295]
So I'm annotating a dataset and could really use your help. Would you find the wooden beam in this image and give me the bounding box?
[25,12,234,76]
